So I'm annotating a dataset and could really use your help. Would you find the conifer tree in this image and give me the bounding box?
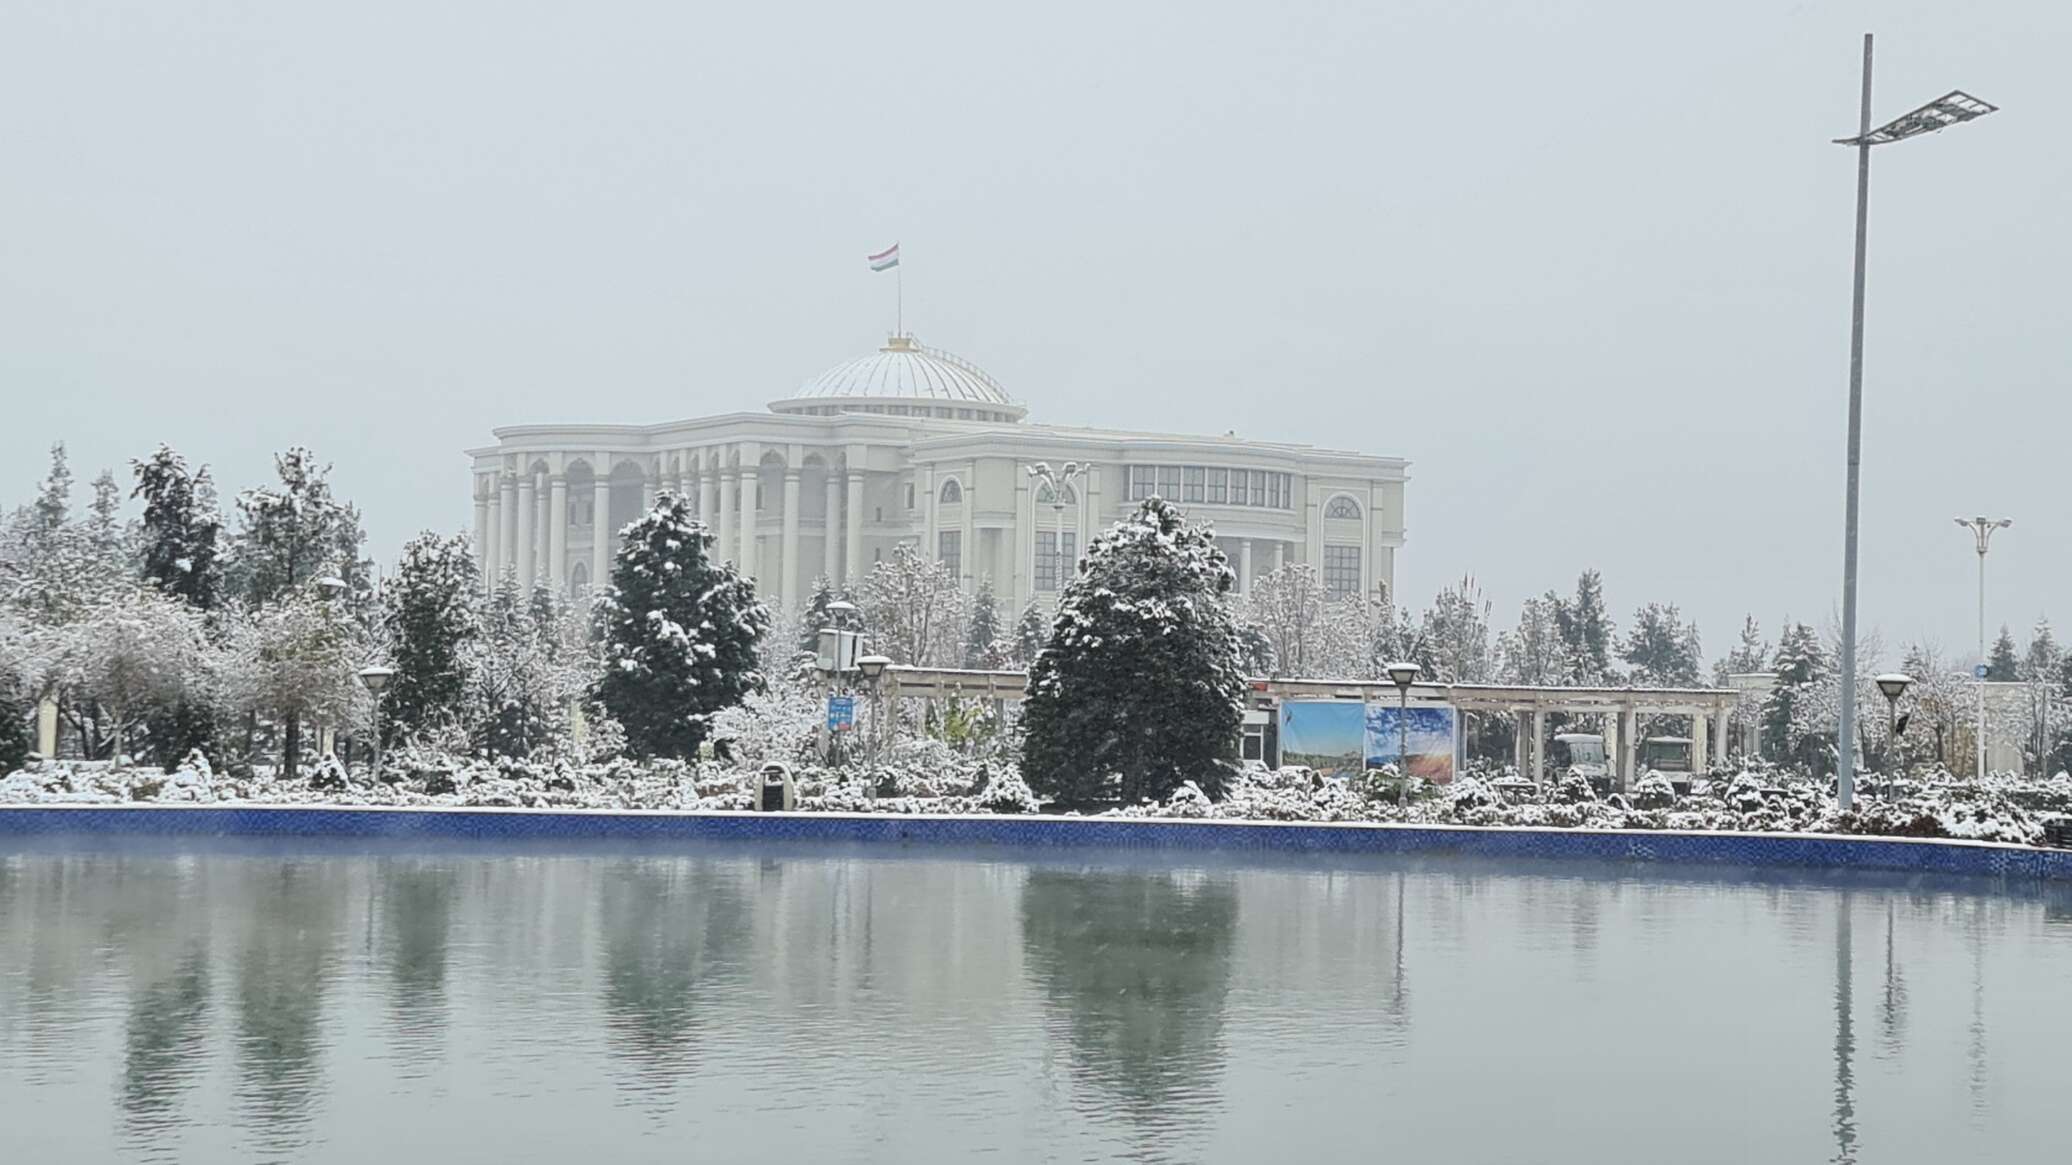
[132,444,223,610]
[963,576,1006,669]
[1762,621,1827,769]
[1011,599,1048,667]
[595,497,768,759]
[1020,498,1246,805]
[233,447,368,606]
[383,532,479,743]
[1621,603,1702,686]
[1554,569,1616,684]
[1986,625,2020,681]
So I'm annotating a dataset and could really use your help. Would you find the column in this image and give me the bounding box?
[737,467,758,580]
[962,460,977,586]
[548,474,568,596]
[499,474,518,578]
[823,471,841,581]
[472,484,489,578]
[1238,538,1254,594]
[845,470,865,584]
[515,472,536,589]
[717,472,736,563]
[1713,711,1730,769]
[1529,709,1547,787]
[1603,712,1621,793]
[781,468,802,610]
[1514,711,1529,778]
[534,473,550,587]
[1619,705,1639,787]
[1691,711,1710,778]
[591,476,611,595]
[700,471,719,535]
[641,467,656,512]
[1268,540,1284,574]
[483,480,501,588]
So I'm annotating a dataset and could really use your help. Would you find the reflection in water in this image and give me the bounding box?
[1832,891,1855,1165]
[1879,900,1907,1058]
[1019,868,1237,1138]
[598,861,752,1090]
[122,946,212,1142]
[234,863,344,1160]
[381,862,458,1071]
[1967,902,1988,1123]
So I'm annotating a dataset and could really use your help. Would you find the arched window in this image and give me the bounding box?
[939,478,963,504]
[570,561,590,596]
[1325,495,1363,520]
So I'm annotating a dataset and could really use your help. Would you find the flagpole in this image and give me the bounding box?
[896,261,903,337]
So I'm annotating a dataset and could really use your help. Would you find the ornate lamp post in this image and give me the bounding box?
[1874,672,1913,798]
[1026,461,1091,598]
[356,666,395,781]
[857,653,892,766]
[1954,517,2011,778]
[1385,661,1422,805]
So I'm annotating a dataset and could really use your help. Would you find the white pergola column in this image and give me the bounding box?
[515,472,537,589]
[499,475,518,579]
[1529,709,1547,787]
[845,470,865,584]
[1238,538,1253,593]
[590,475,611,595]
[1713,710,1730,769]
[1692,711,1710,778]
[1620,705,1639,786]
[737,467,759,580]
[780,468,801,610]
[548,474,568,596]
[822,471,841,581]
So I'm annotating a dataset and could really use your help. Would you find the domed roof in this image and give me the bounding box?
[774,335,1025,420]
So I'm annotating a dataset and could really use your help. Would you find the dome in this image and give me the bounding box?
[771,334,1027,421]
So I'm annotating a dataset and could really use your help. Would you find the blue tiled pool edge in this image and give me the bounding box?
[2,805,2068,881]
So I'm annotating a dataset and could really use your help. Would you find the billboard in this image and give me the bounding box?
[1276,700,1367,780]
[1364,705,1459,785]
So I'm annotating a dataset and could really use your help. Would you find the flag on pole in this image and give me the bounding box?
[867,243,900,272]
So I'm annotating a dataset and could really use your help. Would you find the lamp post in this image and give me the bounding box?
[1026,461,1090,600]
[1830,38,1995,810]
[1955,517,2011,777]
[314,577,349,757]
[857,653,891,767]
[1874,672,1913,798]
[356,666,394,781]
[1385,661,1421,806]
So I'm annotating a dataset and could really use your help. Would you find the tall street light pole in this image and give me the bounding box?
[1830,36,1996,810]
[1956,517,2011,777]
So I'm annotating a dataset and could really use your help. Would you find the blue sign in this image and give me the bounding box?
[1974,663,1989,680]
[827,695,857,731]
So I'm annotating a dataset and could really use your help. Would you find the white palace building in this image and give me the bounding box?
[467,332,1409,617]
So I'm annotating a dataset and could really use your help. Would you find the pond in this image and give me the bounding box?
[3,837,2069,1163]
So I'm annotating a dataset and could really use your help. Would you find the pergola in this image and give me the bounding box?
[876,667,1739,787]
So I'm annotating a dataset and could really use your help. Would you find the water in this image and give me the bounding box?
[3,839,2071,1164]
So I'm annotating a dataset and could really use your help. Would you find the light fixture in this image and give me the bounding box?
[856,654,891,682]
[1835,90,1997,147]
[315,576,348,602]
[356,665,395,693]
[1874,673,1914,702]
[1385,661,1422,690]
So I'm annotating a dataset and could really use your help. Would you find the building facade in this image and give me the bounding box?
[466,333,1409,617]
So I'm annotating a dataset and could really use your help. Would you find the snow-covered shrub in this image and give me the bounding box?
[1447,776,1501,813]
[975,768,1042,815]
[1161,780,1213,818]
[1631,773,1678,810]
[1552,771,1597,804]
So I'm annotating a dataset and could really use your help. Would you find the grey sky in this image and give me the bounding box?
[3,1,2063,667]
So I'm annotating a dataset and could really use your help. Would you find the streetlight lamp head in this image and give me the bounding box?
[856,654,891,681]
[1875,673,1914,702]
[1835,89,1997,146]
[315,576,348,602]
[1385,661,1422,690]
[1996,518,2013,529]
[356,665,395,693]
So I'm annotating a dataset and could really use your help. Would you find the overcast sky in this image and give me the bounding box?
[3,1,2062,667]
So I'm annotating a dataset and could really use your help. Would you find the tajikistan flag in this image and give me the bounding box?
[867,243,900,272]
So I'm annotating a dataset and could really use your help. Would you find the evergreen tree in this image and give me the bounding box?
[1011,599,1048,667]
[0,681,28,772]
[1421,574,1495,682]
[861,542,964,667]
[1621,602,1703,686]
[963,576,1006,669]
[32,442,72,539]
[796,575,843,656]
[383,532,480,744]
[1723,615,1767,674]
[1553,569,1616,684]
[131,444,223,610]
[233,447,368,606]
[1498,593,1572,685]
[1762,621,1827,769]
[1020,498,1246,805]
[595,497,768,759]
[1986,625,2020,681]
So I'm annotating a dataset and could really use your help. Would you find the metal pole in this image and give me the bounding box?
[372,703,383,782]
[1977,542,1987,777]
[1836,32,1874,812]
[1397,686,1410,806]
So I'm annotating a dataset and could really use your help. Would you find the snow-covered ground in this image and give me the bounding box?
[3,748,2067,848]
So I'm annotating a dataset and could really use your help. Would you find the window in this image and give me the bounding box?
[572,497,595,527]
[1325,495,1362,520]
[1156,466,1181,499]
[1183,466,1205,503]
[940,478,963,504]
[1129,466,1155,501]
[1035,530,1078,591]
[1268,474,1285,510]
[755,483,765,509]
[938,530,961,578]
[1207,468,1229,504]
[1323,545,1362,596]
[957,408,973,420]
[1248,470,1267,506]
[905,483,916,510]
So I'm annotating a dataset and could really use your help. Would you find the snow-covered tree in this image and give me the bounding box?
[1986,625,2020,681]
[1421,574,1495,683]
[1553,569,1617,685]
[132,444,223,610]
[595,498,768,760]
[1762,621,1826,770]
[60,585,211,760]
[464,571,591,757]
[1498,594,1572,686]
[383,532,479,744]
[1243,563,1329,677]
[1724,615,1767,674]
[1011,599,1048,668]
[2018,619,2067,774]
[1021,498,1246,805]
[218,591,364,778]
[861,542,964,667]
[962,576,1008,669]
[232,448,369,607]
[1621,603,1703,687]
